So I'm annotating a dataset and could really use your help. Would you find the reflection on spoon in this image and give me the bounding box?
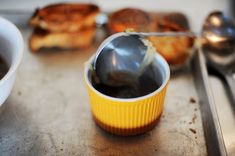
[202,11,235,104]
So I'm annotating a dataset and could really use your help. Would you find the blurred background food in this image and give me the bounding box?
[148,13,194,65]
[107,8,194,65]
[107,8,155,34]
[28,3,100,52]
[27,3,195,67]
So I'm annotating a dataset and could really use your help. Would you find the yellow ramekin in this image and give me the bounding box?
[84,53,170,136]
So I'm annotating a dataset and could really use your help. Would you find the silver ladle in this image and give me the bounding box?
[93,11,235,90]
[93,31,195,87]
[202,11,235,104]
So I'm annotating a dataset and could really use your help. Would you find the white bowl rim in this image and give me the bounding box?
[0,17,24,86]
[84,52,170,102]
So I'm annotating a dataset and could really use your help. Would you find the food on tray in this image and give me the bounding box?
[149,35,193,65]
[107,8,155,34]
[148,13,194,65]
[29,3,100,52]
[29,3,100,32]
[0,56,8,80]
[29,27,96,51]
[107,8,194,66]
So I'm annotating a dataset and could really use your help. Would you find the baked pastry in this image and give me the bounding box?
[148,13,194,65]
[29,27,96,51]
[107,8,155,34]
[28,3,100,52]
[29,3,100,32]
[148,36,193,65]
[154,13,189,31]
[108,9,193,65]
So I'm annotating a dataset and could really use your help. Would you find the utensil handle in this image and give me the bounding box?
[128,31,199,37]
[209,63,235,104]
[224,72,235,104]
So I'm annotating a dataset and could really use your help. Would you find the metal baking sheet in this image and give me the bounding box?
[0,26,211,156]
[192,50,227,156]
[206,68,235,156]
[0,0,232,154]
[209,75,235,156]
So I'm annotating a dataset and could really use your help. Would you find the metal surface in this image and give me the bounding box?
[0,10,32,27]
[206,58,235,105]
[0,27,208,156]
[209,76,235,156]
[192,50,227,156]
[202,11,235,105]
[0,0,233,155]
[202,11,235,50]
[94,33,150,87]
[127,31,197,37]
[202,11,235,59]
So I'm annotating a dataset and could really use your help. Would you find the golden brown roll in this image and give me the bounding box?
[148,13,194,65]
[29,3,100,32]
[29,27,96,52]
[148,36,194,65]
[28,3,100,52]
[108,9,194,65]
[107,8,155,34]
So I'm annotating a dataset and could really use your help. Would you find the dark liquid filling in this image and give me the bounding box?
[91,64,161,98]
[0,56,8,80]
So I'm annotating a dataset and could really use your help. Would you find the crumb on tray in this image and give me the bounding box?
[189,128,196,134]
[192,114,197,123]
[190,97,196,103]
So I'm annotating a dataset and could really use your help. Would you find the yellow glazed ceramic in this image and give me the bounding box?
[84,53,170,136]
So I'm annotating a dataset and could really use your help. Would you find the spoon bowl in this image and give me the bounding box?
[202,11,235,52]
[94,32,154,87]
[202,11,235,105]
[93,31,197,87]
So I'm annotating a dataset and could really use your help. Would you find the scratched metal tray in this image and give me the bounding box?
[0,11,229,156]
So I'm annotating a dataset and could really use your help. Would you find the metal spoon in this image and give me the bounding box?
[202,11,235,104]
[93,11,235,89]
[93,32,150,87]
[93,31,195,87]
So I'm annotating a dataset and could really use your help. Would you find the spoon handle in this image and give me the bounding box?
[208,62,235,105]
[128,31,199,37]
[224,72,235,105]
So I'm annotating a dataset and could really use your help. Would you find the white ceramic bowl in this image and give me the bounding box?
[0,17,24,105]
